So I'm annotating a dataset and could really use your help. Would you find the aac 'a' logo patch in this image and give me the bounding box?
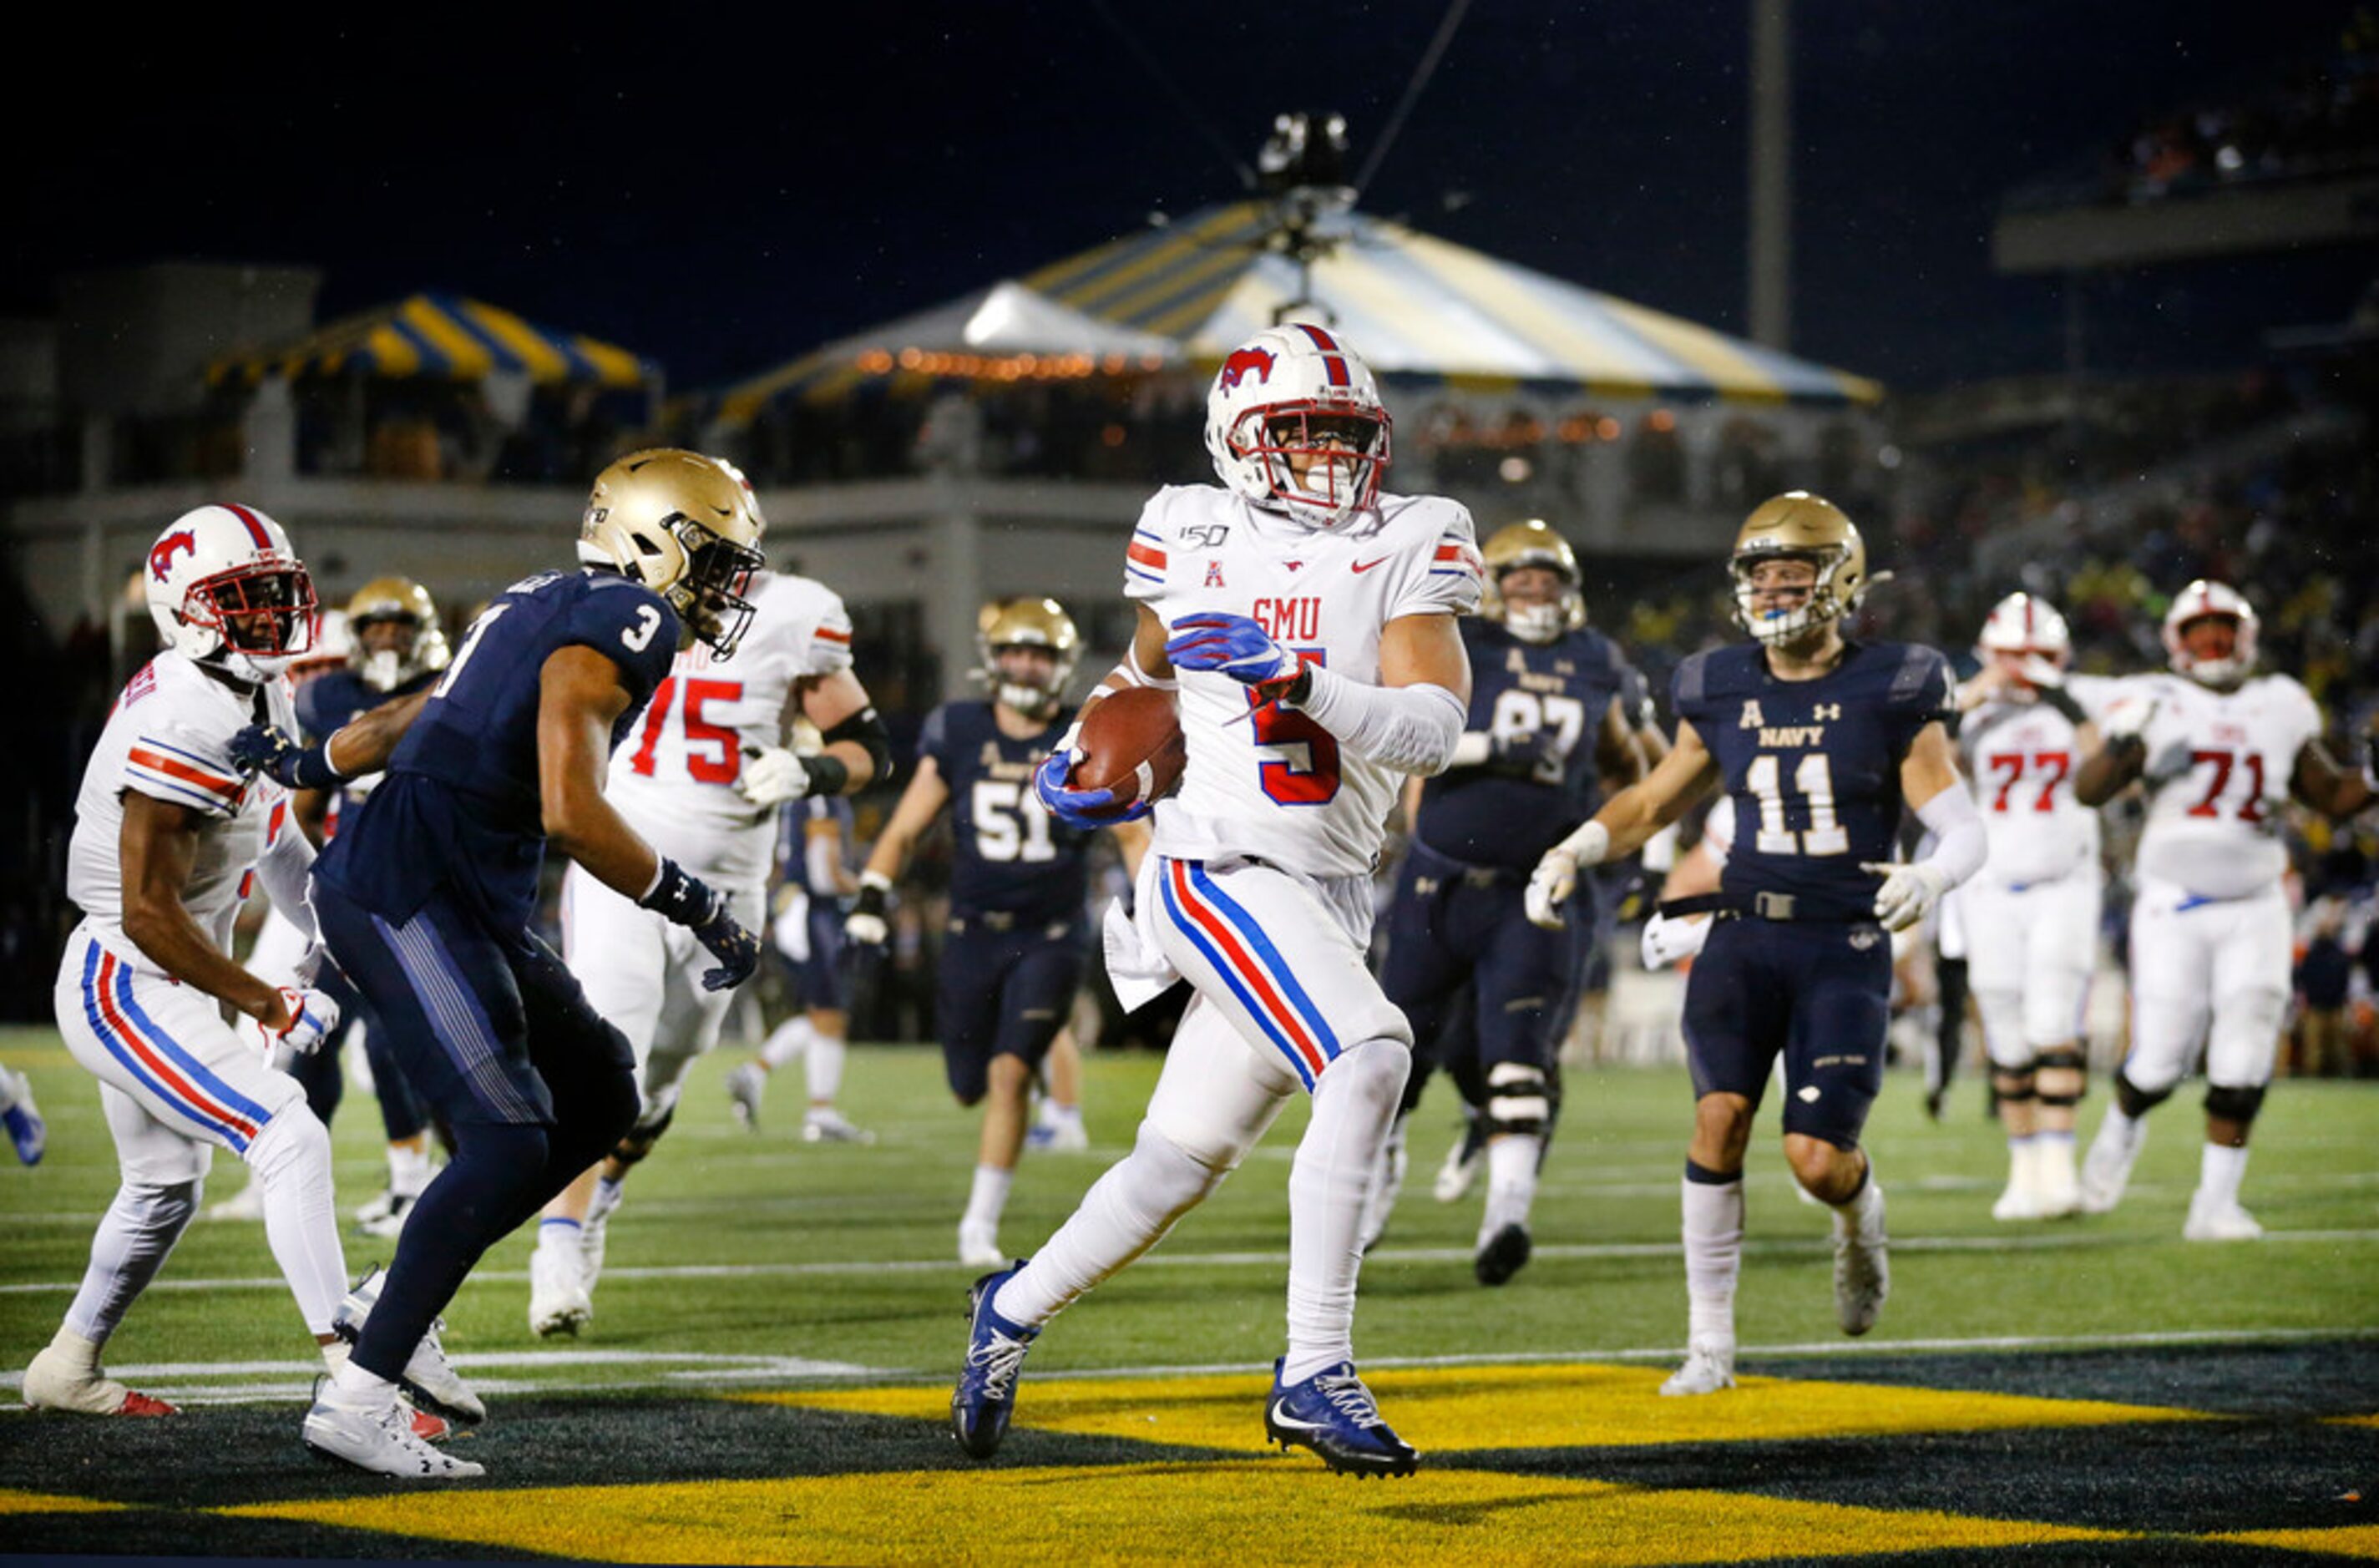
[1205,560,1226,588]
[1739,700,1765,729]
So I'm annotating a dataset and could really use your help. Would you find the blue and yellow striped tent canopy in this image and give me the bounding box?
[209,293,654,390]
[716,202,1878,423]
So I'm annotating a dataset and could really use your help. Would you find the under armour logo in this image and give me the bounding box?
[1205,561,1226,588]
[1739,700,1765,729]
[1814,703,1842,721]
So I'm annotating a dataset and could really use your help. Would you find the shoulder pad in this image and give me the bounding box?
[1888,644,1954,713]
[1674,649,1715,708]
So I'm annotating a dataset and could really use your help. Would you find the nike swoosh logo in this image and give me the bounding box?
[1268,1399,1326,1432]
[1351,557,1389,574]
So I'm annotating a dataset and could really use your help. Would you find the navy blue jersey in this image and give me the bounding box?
[1415,620,1632,870]
[295,667,439,743]
[1677,640,1955,922]
[921,700,1089,923]
[777,796,854,898]
[316,569,680,932]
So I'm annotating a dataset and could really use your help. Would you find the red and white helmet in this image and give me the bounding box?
[1204,322,1391,529]
[143,503,318,680]
[1976,592,2071,666]
[2162,578,2258,687]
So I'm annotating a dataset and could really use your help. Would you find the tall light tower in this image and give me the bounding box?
[1749,0,1792,350]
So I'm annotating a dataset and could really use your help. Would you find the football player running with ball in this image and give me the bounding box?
[234,451,767,1478]
[2073,581,2377,1240]
[1527,493,1984,1398]
[846,597,1129,1268]
[528,524,888,1340]
[1362,518,1648,1282]
[952,325,1480,1478]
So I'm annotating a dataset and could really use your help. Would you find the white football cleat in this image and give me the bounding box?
[802,1108,877,1145]
[22,1342,178,1416]
[581,1181,625,1291]
[304,1396,483,1479]
[958,1218,1005,1269]
[1433,1122,1482,1204]
[1026,1112,1087,1152]
[2032,1156,2081,1220]
[529,1245,593,1339]
[1660,1341,1737,1397]
[1991,1179,2042,1222]
[357,1191,419,1241]
[204,1176,266,1223]
[1832,1184,1889,1338]
[2078,1116,2144,1214]
[726,1064,767,1131]
[2183,1193,2265,1242]
[336,1267,487,1424]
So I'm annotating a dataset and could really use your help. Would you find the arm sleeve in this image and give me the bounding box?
[1293,666,1467,775]
[251,790,321,943]
[804,812,845,895]
[1913,781,1987,891]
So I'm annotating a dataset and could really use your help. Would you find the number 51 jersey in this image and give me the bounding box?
[1124,483,1481,883]
[1675,640,1956,921]
[2125,670,2319,900]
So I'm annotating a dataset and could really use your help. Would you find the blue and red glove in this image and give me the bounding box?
[1165,613,1309,711]
[1033,747,1149,829]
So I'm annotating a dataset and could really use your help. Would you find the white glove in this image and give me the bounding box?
[772,889,812,962]
[1526,822,1610,929]
[2018,654,2065,689]
[843,910,888,946]
[739,746,812,807]
[2098,695,2158,742]
[1640,911,1711,969]
[844,872,893,947]
[259,985,340,1059]
[1861,861,1951,933]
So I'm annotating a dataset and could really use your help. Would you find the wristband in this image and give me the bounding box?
[2037,685,2088,726]
[802,752,851,797]
[852,876,890,922]
[637,857,719,927]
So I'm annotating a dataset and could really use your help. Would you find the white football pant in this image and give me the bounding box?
[1962,867,2100,1066]
[2123,874,2290,1094]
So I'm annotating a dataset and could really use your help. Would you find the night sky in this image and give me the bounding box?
[13,2,2361,392]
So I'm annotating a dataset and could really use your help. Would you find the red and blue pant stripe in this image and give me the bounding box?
[78,940,269,1152]
[1160,858,1340,1090]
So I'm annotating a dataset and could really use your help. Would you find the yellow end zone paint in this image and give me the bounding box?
[0,1488,129,1516]
[2212,1525,2379,1559]
[220,1464,2131,1566]
[747,1361,2209,1454]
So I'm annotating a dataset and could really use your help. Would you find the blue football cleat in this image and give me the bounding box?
[4,1097,43,1167]
[951,1262,1036,1459]
[1264,1358,1420,1477]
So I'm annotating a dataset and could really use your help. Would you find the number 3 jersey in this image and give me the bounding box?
[1676,639,1956,921]
[1957,675,2124,886]
[601,571,856,893]
[920,700,1089,925]
[2123,670,2319,900]
[1124,483,1483,882]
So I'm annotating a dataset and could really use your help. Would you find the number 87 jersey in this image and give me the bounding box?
[1675,639,1956,922]
[2128,670,2321,900]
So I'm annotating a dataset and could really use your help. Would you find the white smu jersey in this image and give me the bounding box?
[1125,484,1481,881]
[1960,673,2123,885]
[2128,670,2321,900]
[604,571,855,890]
[67,650,298,974]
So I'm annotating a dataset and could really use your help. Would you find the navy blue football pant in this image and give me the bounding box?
[312,877,639,1384]
[1682,914,1892,1150]
[284,966,433,1145]
[1382,843,1585,1119]
[935,914,1086,1104]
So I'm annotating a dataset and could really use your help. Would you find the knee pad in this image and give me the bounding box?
[1989,1061,2039,1104]
[2113,1069,2174,1120]
[245,1105,332,1189]
[2034,1048,2087,1108]
[2204,1082,2267,1126]
[1484,1061,1554,1137]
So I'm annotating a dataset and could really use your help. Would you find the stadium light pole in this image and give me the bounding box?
[1749,0,1791,350]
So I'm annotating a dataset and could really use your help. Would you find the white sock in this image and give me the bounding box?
[2005,1132,2036,1187]
[761,1017,813,1072]
[63,1179,200,1344]
[2095,1105,2143,1156]
[0,1064,21,1114]
[804,1029,847,1105]
[1283,1039,1406,1385]
[539,1216,582,1253]
[2198,1142,2250,1208]
[249,1110,349,1338]
[2037,1130,2077,1184]
[964,1165,1014,1231]
[45,1323,105,1371]
[1830,1170,1884,1237]
[329,1355,399,1413]
[1040,1100,1084,1131]
[1480,1133,1542,1244]
[387,1142,432,1200]
[995,1125,1223,1328]
[1681,1171,1745,1348]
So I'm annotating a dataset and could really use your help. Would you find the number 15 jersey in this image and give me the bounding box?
[1675,640,1956,922]
[2125,670,2319,900]
[1123,483,1482,883]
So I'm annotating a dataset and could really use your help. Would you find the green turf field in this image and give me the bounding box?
[3,1024,2376,1563]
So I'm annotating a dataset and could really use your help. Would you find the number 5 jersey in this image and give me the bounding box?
[2123,670,2320,901]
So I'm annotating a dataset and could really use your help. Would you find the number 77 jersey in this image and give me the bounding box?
[2128,670,2320,900]
[1959,673,2124,885]
[1675,639,1956,922]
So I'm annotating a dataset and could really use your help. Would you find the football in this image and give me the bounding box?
[1070,685,1187,817]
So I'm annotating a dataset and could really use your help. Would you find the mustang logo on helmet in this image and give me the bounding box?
[149,530,196,584]
[1218,347,1275,391]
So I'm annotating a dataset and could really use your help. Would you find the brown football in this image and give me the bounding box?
[1070,685,1187,817]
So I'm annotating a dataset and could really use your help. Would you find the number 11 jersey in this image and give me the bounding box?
[1675,639,1956,922]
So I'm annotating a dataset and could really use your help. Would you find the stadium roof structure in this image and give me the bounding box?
[715,200,1880,426]
[208,292,655,390]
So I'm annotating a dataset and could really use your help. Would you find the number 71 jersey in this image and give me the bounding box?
[1675,640,1956,922]
[2128,670,2319,899]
